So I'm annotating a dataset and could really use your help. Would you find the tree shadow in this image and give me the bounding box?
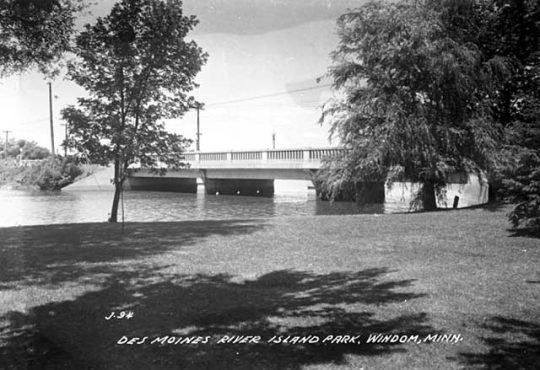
[0,267,433,370]
[457,316,540,370]
[0,220,261,288]
[507,228,540,239]
[466,201,508,213]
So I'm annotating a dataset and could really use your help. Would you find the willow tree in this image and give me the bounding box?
[320,0,507,210]
[61,0,207,222]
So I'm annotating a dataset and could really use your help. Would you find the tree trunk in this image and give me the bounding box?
[109,160,122,222]
[422,181,438,212]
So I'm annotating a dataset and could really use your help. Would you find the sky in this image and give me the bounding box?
[0,0,365,153]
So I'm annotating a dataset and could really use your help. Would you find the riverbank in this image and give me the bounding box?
[0,206,538,369]
[0,162,99,191]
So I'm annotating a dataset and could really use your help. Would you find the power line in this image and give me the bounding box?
[206,99,325,109]
[16,117,49,125]
[206,84,332,107]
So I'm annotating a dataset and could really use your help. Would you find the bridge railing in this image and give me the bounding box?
[308,148,343,160]
[232,151,263,161]
[268,150,303,161]
[182,147,343,164]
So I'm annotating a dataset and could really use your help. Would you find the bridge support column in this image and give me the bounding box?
[204,178,274,197]
[125,177,198,193]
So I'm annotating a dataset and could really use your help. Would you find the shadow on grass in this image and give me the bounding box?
[507,228,540,239]
[387,201,509,216]
[0,267,433,370]
[0,220,261,287]
[458,316,540,370]
[466,201,508,213]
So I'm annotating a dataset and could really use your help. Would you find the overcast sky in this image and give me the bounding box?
[1,0,365,153]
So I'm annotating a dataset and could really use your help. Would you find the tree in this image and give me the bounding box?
[0,0,85,77]
[319,0,507,210]
[479,0,540,228]
[476,0,540,127]
[15,139,50,159]
[0,138,50,160]
[427,0,540,227]
[61,0,207,222]
[503,93,540,228]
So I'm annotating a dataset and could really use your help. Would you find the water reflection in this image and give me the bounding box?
[0,188,388,227]
[0,190,112,227]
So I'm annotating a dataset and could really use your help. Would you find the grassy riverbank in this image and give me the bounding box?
[0,162,99,191]
[0,205,539,369]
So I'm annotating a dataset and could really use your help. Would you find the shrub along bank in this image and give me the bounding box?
[0,158,87,191]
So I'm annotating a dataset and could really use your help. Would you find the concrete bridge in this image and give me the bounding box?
[126,147,342,196]
[125,146,489,209]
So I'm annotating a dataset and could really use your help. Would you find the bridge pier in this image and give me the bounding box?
[203,178,274,197]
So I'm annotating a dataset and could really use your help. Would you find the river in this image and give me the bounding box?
[0,181,390,227]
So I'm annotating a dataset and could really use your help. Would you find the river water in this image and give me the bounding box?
[0,181,389,227]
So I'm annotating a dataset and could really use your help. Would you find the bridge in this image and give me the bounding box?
[125,146,489,208]
[126,147,342,196]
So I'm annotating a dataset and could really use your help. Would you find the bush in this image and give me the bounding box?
[35,158,84,191]
[0,157,83,191]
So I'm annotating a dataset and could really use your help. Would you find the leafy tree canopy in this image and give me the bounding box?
[0,0,86,77]
[482,0,540,228]
[320,0,509,210]
[0,138,50,159]
[61,0,207,222]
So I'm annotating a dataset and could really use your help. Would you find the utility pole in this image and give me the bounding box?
[61,123,68,157]
[2,130,11,165]
[272,131,276,149]
[193,101,204,151]
[48,82,55,157]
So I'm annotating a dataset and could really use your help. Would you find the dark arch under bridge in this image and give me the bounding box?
[126,147,343,197]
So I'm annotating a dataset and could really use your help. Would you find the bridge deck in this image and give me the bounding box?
[181,147,342,169]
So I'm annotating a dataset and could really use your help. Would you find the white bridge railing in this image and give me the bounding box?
[182,147,342,164]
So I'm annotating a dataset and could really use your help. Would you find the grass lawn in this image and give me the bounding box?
[0,204,538,369]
